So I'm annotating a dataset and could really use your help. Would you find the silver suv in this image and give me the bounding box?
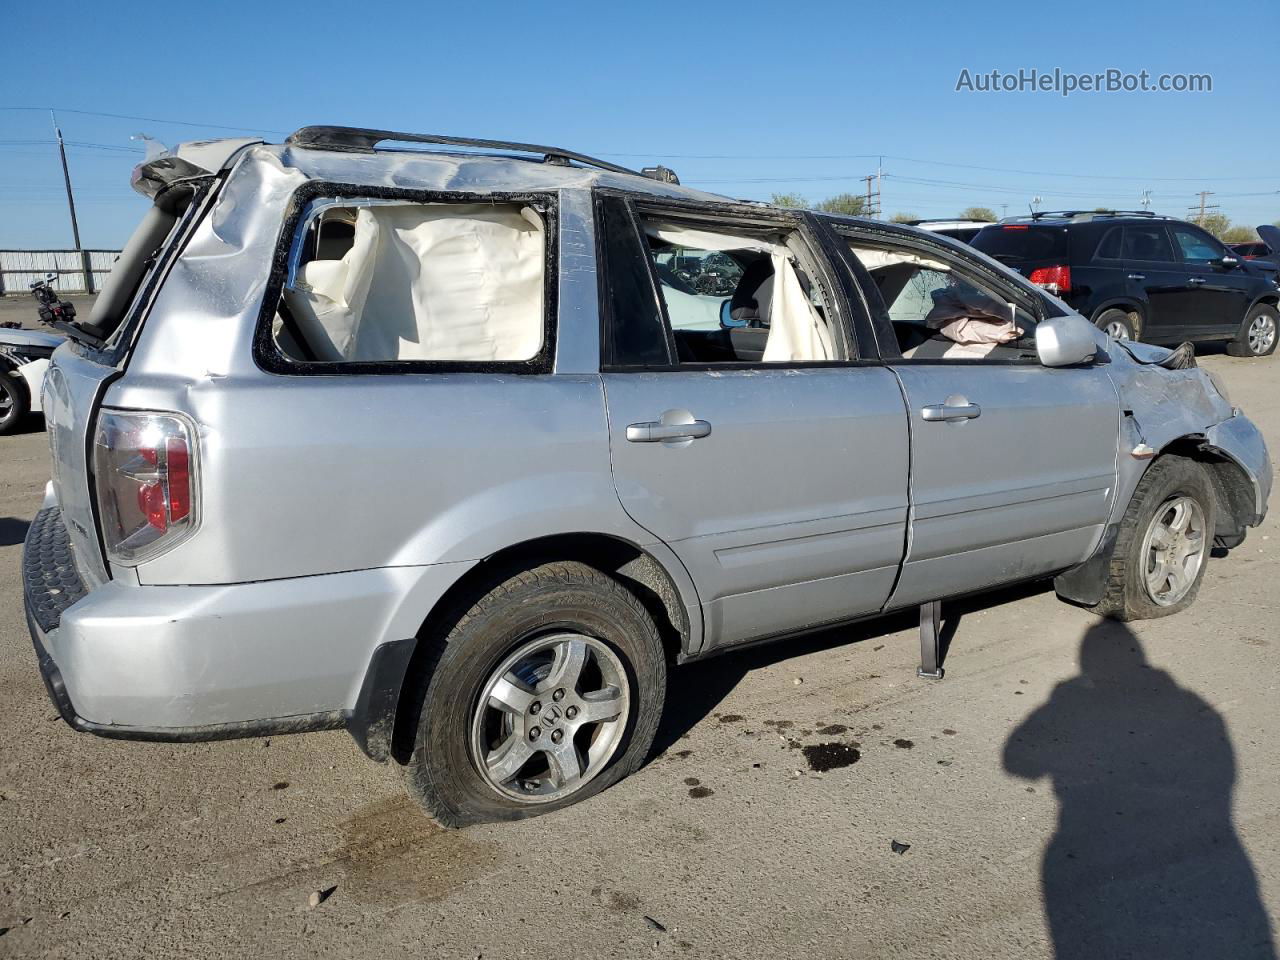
[23,127,1271,826]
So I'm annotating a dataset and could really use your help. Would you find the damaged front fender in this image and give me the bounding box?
[1055,347,1270,606]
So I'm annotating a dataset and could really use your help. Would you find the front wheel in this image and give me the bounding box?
[1226,303,1279,358]
[1092,456,1216,621]
[404,561,667,827]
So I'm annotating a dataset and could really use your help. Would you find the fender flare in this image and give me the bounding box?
[346,531,704,763]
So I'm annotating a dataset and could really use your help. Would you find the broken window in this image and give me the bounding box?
[274,202,546,364]
[849,242,1038,361]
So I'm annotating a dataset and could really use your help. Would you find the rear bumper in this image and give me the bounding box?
[23,506,463,745]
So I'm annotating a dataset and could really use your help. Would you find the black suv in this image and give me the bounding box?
[971,211,1280,358]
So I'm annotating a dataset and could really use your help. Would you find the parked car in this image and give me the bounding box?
[23,129,1271,826]
[906,218,994,244]
[0,325,62,433]
[1230,224,1280,273]
[970,211,1280,356]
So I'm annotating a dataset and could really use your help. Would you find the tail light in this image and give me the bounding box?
[1028,265,1071,295]
[93,410,200,564]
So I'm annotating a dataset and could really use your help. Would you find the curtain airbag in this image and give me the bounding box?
[283,203,544,362]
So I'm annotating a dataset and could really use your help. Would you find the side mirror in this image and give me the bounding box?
[1036,313,1097,367]
[1218,254,1239,269]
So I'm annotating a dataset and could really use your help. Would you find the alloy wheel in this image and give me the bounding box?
[1140,495,1208,606]
[1104,319,1131,341]
[1247,313,1276,355]
[470,632,630,803]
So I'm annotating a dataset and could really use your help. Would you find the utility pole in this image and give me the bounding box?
[876,156,883,219]
[50,110,94,292]
[1140,189,1152,211]
[51,111,82,251]
[1187,190,1218,227]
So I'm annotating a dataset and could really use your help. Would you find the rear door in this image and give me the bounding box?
[596,195,910,650]
[830,222,1120,608]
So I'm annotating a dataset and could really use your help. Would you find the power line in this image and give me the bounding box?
[0,105,287,136]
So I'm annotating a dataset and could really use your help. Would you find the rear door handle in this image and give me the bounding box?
[626,420,712,442]
[1127,273,1146,281]
[921,402,982,422]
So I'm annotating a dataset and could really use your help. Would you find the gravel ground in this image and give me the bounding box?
[0,321,1276,959]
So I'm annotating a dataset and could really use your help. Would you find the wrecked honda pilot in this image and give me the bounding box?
[22,127,1271,826]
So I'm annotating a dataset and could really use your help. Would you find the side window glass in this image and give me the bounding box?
[635,215,841,364]
[1171,226,1224,263]
[274,201,545,363]
[1093,227,1122,260]
[597,197,671,367]
[1121,225,1176,262]
[849,241,1037,362]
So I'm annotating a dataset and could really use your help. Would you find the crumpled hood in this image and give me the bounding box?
[1112,339,1177,365]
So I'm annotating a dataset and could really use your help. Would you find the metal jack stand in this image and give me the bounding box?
[917,600,945,680]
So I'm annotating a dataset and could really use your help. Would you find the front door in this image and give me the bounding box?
[887,364,1119,608]
[594,195,910,649]
[1169,223,1252,337]
[828,221,1121,609]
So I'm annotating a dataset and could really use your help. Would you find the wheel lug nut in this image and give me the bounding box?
[565,706,579,720]
[551,729,563,744]
[530,701,541,715]
[552,688,566,702]
[529,726,541,740]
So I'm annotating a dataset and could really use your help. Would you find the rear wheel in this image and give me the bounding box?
[1094,307,1139,342]
[1092,456,1216,620]
[1226,303,1278,358]
[0,369,30,435]
[404,561,667,827]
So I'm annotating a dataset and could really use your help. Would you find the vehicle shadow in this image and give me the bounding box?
[3,413,47,436]
[0,516,30,547]
[649,579,1046,758]
[1004,620,1276,959]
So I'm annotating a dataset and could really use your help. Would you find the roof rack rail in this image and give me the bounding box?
[1017,209,1163,222]
[285,126,679,184]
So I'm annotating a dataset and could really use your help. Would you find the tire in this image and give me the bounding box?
[1092,456,1216,621]
[0,369,30,435]
[403,561,667,827]
[1094,307,1139,342]
[1225,303,1279,358]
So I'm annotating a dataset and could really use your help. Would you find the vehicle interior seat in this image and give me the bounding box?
[729,259,774,327]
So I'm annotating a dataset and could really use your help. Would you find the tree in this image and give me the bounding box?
[1222,225,1259,244]
[770,192,807,208]
[1191,212,1232,240]
[890,212,918,223]
[815,194,867,216]
[960,206,998,222]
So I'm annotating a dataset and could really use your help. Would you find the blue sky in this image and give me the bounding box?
[2,0,1276,248]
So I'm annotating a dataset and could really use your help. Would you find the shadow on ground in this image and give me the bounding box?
[650,579,1046,757]
[0,516,30,547]
[1005,620,1276,959]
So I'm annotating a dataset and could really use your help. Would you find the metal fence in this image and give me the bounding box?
[0,250,121,296]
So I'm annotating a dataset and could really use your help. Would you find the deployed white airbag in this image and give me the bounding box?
[284,203,544,362]
[645,223,832,362]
